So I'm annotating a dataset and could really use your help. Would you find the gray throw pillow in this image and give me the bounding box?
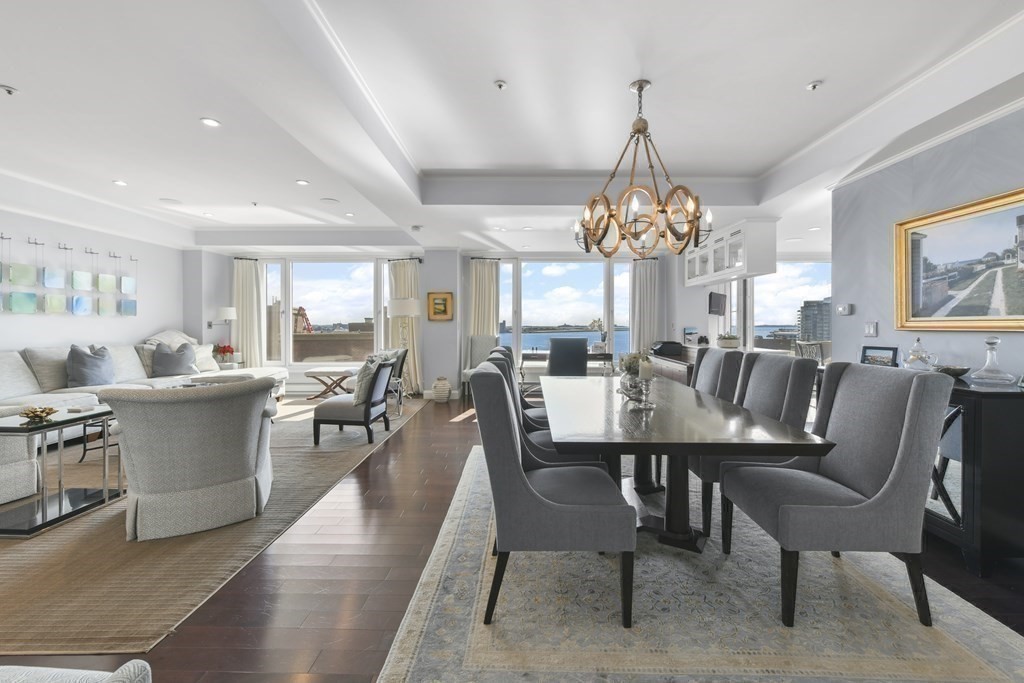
[151,342,199,377]
[352,359,380,406]
[67,344,115,388]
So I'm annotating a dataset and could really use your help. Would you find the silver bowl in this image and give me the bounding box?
[932,365,970,378]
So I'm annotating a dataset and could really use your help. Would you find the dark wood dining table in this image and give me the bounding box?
[541,376,835,553]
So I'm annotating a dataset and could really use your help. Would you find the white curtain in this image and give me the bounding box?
[233,258,265,367]
[630,258,659,353]
[469,259,500,335]
[389,259,423,394]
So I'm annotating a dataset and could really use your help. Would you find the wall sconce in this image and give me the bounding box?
[207,306,237,330]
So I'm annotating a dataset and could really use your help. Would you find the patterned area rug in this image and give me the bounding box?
[0,398,424,655]
[380,448,1024,682]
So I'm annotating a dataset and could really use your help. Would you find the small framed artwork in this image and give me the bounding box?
[9,263,37,286]
[120,276,137,295]
[72,271,92,291]
[44,294,67,314]
[427,291,454,321]
[860,345,899,367]
[72,295,93,316]
[98,296,116,317]
[43,267,66,289]
[97,273,117,293]
[9,292,37,314]
[120,299,137,316]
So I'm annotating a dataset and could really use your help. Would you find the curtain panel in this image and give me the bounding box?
[630,258,659,353]
[389,259,423,394]
[468,259,500,336]
[233,258,265,368]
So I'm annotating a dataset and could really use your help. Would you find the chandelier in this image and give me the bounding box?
[574,80,712,259]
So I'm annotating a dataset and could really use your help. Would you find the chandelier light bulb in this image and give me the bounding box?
[706,209,713,226]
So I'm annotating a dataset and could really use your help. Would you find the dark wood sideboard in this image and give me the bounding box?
[926,381,1024,576]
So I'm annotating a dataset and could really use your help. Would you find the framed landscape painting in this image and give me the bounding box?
[427,291,453,321]
[895,186,1024,330]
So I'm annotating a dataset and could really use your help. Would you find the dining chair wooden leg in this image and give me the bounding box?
[621,551,634,628]
[701,482,714,536]
[484,551,510,625]
[721,496,734,554]
[896,552,932,626]
[781,548,799,627]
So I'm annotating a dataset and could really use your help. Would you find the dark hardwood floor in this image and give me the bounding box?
[1,396,1022,681]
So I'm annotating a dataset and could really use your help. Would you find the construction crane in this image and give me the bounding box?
[293,306,313,333]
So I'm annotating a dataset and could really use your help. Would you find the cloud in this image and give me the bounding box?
[522,268,534,278]
[541,263,580,277]
[752,263,831,326]
[292,262,376,326]
[545,286,582,302]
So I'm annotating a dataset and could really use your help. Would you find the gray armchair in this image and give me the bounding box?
[688,353,817,536]
[462,334,499,393]
[0,405,38,505]
[547,337,588,376]
[0,660,151,682]
[314,360,394,444]
[99,378,277,541]
[720,363,954,626]
[470,363,637,627]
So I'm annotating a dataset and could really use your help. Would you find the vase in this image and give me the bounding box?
[619,373,641,400]
[432,377,452,403]
[717,338,740,349]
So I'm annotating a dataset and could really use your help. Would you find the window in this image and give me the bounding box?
[291,261,376,363]
[265,262,283,362]
[498,261,515,352]
[751,262,832,354]
[613,262,630,356]
[519,261,606,357]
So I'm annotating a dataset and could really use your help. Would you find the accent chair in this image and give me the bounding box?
[720,363,954,626]
[547,337,588,376]
[314,360,395,444]
[98,378,277,542]
[462,334,499,394]
[688,353,817,536]
[470,363,637,627]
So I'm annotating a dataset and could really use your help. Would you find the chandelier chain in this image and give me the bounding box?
[636,86,644,119]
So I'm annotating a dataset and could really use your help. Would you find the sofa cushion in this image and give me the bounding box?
[193,344,219,372]
[352,360,379,406]
[92,344,148,383]
[135,344,156,376]
[67,345,115,388]
[315,393,385,421]
[144,329,198,347]
[0,392,99,408]
[23,347,72,392]
[0,351,43,401]
[152,343,198,377]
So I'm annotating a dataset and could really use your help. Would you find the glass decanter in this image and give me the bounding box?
[970,336,1016,384]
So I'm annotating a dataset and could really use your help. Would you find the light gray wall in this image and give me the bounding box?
[0,210,184,350]
[833,107,1024,376]
[181,250,235,345]
[421,249,462,394]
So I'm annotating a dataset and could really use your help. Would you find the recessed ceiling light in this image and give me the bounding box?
[522,245,531,249]
[785,237,804,242]
[494,79,508,91]
[320,197,339,203]
[522,226,533,231]
[411,224,423,232]
[0,85,18,96]
[808,226,822,232]
[202,212,214,217]
[344,212,355,217]
[295,179,310,186]
[806,80,823,92]
[199,117,221,127]
[158,197,182,204]
[112,180,127,186]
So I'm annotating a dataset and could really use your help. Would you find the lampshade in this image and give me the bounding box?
[388,298,421,317]
[216,307,237,321]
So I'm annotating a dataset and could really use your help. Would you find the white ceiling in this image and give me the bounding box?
[1,0,1023,258]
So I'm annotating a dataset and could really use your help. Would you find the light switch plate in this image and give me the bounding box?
[836,303,854,316]
[864,321,878,337]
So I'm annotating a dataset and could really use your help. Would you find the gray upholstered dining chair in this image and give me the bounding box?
[547,337,588,376]
[490,346,548,428]
[719,363,954,627]
[470,363,637,627]
[654,346,743,486]
[99,378,277,541]
[689,353,817,537]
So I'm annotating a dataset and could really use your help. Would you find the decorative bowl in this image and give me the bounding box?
[932,365,970,378]
[19,406,58,423]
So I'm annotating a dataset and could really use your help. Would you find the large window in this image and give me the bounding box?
[265,262,283,362]
[290,261,377,363]
[751,262,832,354]
[613,262,630,354]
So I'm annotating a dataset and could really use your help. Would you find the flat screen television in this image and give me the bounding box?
[708,292,727,316]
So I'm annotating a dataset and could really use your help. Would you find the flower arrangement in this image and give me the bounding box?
[717,334,739,340]
[214,343,235,361]
[619,352,649,376]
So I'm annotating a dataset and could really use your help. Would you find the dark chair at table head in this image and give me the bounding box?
[547,338,588,377]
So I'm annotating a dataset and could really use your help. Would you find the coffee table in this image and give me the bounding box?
[304,367,356,400]
[0,405,121,537]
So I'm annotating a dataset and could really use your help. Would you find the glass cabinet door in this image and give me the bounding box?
[728,238,744,268]
[698,252,710,277]
[687,256,697,279]
[713,244,727,272]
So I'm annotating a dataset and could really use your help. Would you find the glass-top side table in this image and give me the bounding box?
[0,405,122,537]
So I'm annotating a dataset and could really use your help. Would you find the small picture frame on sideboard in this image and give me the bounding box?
[860,345,899,367]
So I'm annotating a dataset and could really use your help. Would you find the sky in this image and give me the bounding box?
[752,262,832,326]
[289,262,375,326]
[916,205,1021,265]
[500,261,631,328]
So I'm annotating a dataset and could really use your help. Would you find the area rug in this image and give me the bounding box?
[379,447,1024,682]
[0,398,425,655]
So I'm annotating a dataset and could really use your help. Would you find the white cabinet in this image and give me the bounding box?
[683,219,777,286]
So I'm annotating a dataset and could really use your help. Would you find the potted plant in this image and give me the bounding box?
[717,334,741,349]
[214,343,235,363]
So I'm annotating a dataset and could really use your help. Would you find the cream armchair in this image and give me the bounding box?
[99,378,277,541]
[0,405,39,505]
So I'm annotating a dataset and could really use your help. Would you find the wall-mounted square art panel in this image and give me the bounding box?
[72,271,92,291]
[120,299,137,316]
[44,294,67,314]
[72,295,93,316]
[10,263,37,286]
[98,296,116,317]
[10,292,38,314]
[120,276,136,295]
[43,267,67,289]
[97,274,116,293]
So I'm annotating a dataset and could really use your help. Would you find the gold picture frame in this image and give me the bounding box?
[895,186,1024,330]
[427,291,453,321]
